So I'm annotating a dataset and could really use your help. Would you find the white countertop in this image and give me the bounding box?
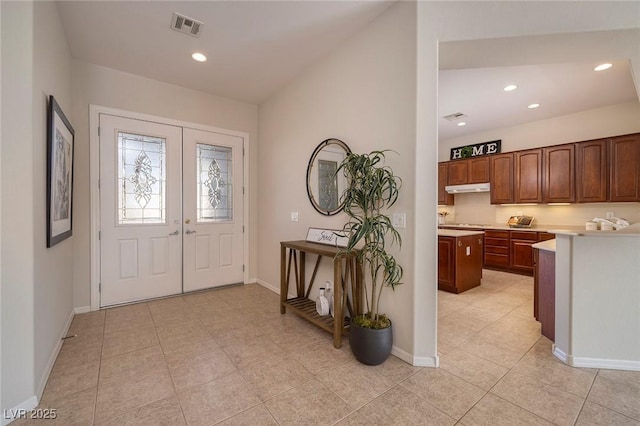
[440,222,640,236]
[438,229,484,237]
[552,223,640,238]
[532,239,556,252]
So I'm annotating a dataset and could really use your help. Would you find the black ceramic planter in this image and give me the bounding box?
[349,320,393,366]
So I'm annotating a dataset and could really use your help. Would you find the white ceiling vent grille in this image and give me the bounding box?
[171,12,203,38]
[442,112,467,121]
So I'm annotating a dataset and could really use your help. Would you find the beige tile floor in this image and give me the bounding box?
[15,270,640,425]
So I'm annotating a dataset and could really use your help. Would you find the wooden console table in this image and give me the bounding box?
[280,240,362,348]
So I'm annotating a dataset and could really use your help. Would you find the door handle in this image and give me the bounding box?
[185,230,196,234]
[168,230,179,236]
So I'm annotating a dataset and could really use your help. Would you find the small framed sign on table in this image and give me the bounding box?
[305,227,348,247]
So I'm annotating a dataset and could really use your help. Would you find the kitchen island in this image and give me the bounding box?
[438,229,484,293]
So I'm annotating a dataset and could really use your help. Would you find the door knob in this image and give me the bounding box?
[185,230,196,234]
[168,230,179,236]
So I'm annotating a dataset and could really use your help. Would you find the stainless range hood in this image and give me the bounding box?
[445,183,490,194]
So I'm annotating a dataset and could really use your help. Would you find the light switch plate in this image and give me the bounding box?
[291,212,299,222]
[392,213,406,229]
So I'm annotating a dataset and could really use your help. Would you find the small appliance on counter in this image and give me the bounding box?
[589,217,630,231]
[507,215,534,228]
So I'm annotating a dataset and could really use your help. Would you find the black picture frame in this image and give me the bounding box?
[47,95,75,247]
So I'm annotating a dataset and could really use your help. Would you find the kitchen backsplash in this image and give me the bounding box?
[438,192,640,226]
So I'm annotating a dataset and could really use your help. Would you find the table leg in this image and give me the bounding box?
[333,257,343,348]
[280,245,286,314]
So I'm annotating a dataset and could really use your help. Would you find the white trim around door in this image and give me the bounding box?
[89,105,250,311]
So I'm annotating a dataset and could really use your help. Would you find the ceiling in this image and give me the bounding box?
[56,0,394,104]
[56,2,638,138]
[439,60,638,141]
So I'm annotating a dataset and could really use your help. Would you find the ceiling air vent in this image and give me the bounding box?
[442,112,467,121]
[170,12,203,38]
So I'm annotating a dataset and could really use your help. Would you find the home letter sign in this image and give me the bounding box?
[450,140,501,160]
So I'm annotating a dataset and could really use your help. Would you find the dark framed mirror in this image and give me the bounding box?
[306,138,351,216]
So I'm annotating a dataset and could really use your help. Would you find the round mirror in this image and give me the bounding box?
[306,138,351,216]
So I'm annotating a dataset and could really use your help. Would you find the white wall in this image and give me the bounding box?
[70,61,258,309]
[438,102,640,226]
[32,1,74,399]
[258,2,420,361]
[1,0,36,414]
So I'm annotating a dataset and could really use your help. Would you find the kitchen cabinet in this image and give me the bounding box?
[489,153,514,204]
[438,231,484,294]
[483,230,510,269]
[533,247,555,341]
[447,157,490,186]
[438,163,454,205]
[509,231,538,274]
[575,138,608,203]
[609,133,640,202]
[515,149,543,203]
[543,144,575,203]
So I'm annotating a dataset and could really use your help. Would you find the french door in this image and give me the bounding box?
[99,114,244,307]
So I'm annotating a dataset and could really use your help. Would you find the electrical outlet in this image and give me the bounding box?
[392,213,406,229]
[606,211,614,219]
[291,211,299,222]
[517,210,523,216]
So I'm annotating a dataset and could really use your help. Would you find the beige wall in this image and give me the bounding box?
[258,2,419,359]
[32,1,74,399]
[70,61,258,309]
[1,1,36,411]
[439,102,640,226]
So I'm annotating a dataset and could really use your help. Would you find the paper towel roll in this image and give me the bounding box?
[600,222,614,231]
[585,221,598,231]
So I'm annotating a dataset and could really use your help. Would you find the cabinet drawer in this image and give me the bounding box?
[485,245,509,255]
[485,237,509,247]
[485,230,509,239]
[538,232,555,241]
[485,253,510,267]
[510,231,537,241]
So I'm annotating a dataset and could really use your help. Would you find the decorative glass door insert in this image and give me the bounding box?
[197,143,233,222]
[117,132,166,224]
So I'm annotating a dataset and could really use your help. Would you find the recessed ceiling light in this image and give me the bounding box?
[503,84,518,92]
[528,103,540,109]
[191,52,207,62]
[457,122,466,126]
[594,63,612,71]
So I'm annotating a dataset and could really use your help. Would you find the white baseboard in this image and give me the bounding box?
[2,396,38,425]
[256,279,279,294]
[392,345,439,367]
[74,306,91,314]
[553,345,639,371]
[35,309,75,400]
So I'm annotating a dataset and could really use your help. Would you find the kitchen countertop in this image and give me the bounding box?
[438,229,484,237]
[532,239,556,252]
[439,223,585,233]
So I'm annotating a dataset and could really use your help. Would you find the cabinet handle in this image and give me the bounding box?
[458,241,462,247]
[479,238,482,245]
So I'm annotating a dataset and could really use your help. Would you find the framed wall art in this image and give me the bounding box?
[47,95,75,247]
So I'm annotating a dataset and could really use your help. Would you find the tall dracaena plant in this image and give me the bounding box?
[337,150,403,329]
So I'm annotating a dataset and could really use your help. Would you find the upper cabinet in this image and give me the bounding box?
[438,163,454,205]
[576,138,608,203]
[543,144,575,203]
[490,153,514,204]
[515,149,543,203]
[447,157,489,186]
[609,134,640,202]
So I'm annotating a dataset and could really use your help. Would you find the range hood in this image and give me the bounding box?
[445,182,490,194]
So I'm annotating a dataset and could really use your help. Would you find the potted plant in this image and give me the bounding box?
[337,150,403,365]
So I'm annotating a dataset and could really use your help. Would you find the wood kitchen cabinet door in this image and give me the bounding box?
[437,237,456,292]
[515,149,543,203]
[609,134,640,202]
[510,231,537,273]
[447,160,468,185]
[438,163,454,205]
[544,144,575,203]
[576,139,608,203]
[490,153,514,204]
[468,157,490,183]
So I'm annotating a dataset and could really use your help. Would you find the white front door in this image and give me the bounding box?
[99,114,183,306]
[182,128,244,292]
